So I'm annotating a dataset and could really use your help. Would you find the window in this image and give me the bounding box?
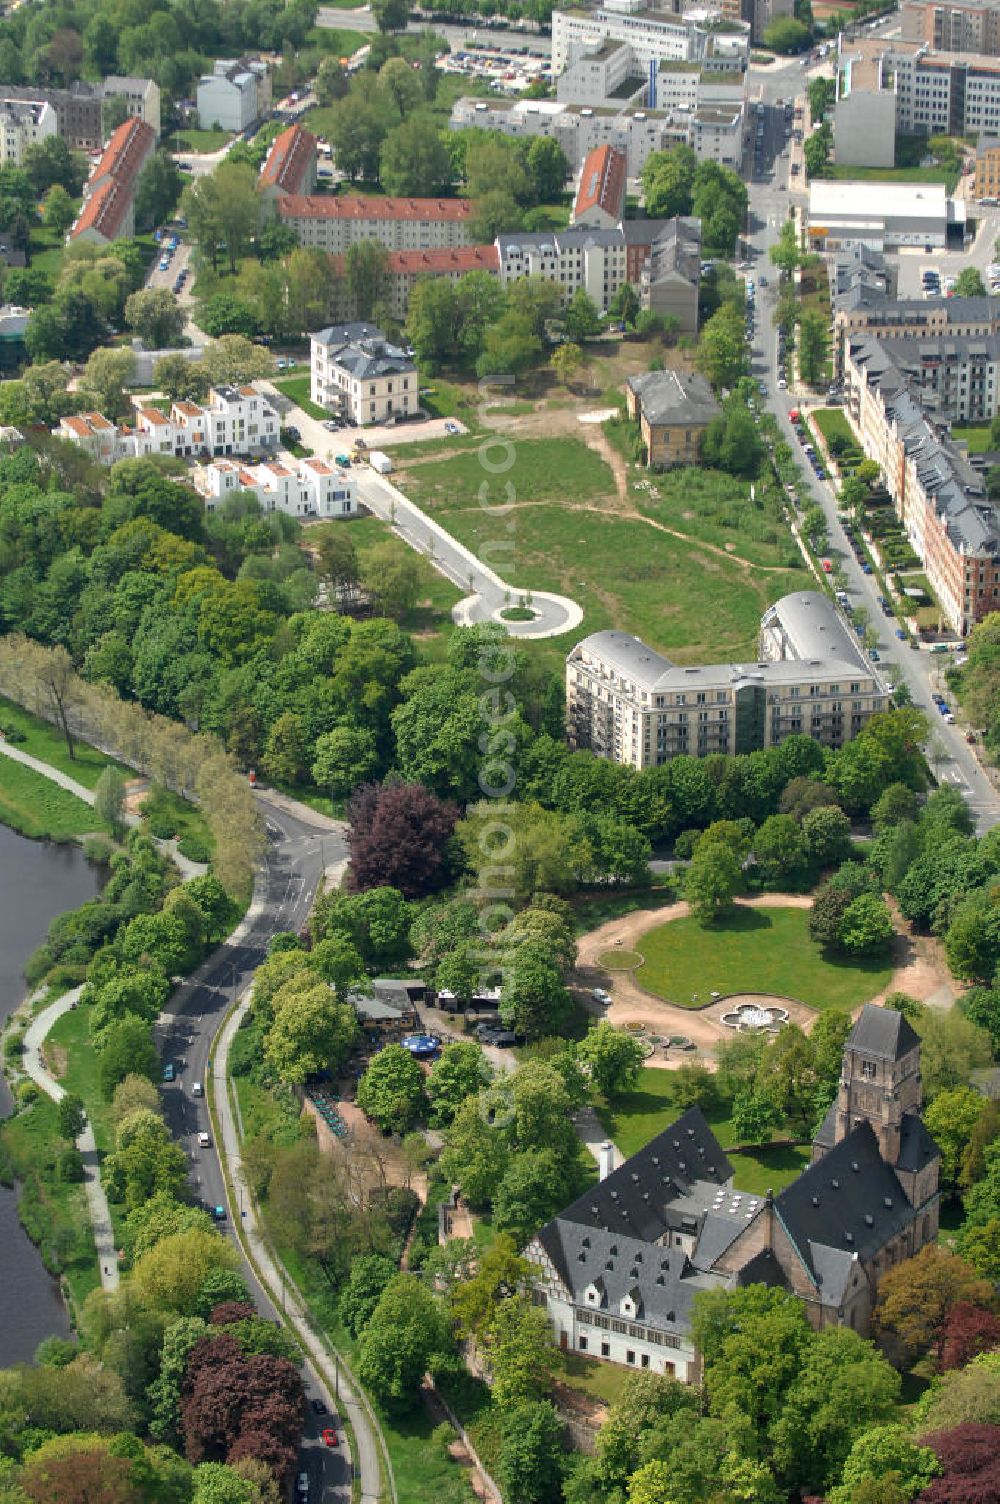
[861,1060,876,1080]
[626,1350,636,1365]
[641,1353,650,1368]
[578,1335,588,1350]
[601,1341,610,1357]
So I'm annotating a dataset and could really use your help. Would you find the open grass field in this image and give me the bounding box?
[272,375,328,421]
[164,127,234,152]
[401,438,802,662]
[596,1067,812,1192]
[810,407,857,451]
[0,755,107,842]
[0,696,126,790]
[951,423,994,454]
[636,467,804,570]
[632,905,892,1012]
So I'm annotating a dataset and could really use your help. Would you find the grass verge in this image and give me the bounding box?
[0,755,107,841]
[0,695,127,788]
[273,374,329,421]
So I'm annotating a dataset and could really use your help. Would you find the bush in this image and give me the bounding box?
[57,1146,85,1182]
[146,811,177,840]
[83,834,118,865]
[15,1081,40,1107]
[177,832,211,864]
[0,718,26,742]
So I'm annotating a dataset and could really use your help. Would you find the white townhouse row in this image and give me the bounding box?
[193,456,357,520]
[57,385,280,463]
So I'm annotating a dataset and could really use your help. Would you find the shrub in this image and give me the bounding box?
[83,834,118,865]
[146,812,177,840]
[15,1081,40,1107]
[177,832,211,864]
[0,718,26,741]
[57,1146,85,1182]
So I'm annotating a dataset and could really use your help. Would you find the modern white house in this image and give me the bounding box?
[194,455,357,518]
[57,385,280,462]
[196,58,271,133]
[310,323,418,426]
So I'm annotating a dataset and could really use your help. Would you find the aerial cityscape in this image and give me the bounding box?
[1,0,1000,1500]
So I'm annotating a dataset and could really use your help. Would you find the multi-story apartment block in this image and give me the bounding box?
[451,82,747,175]
[551,4,750,77]
[853,331,1000,424]
[832,286,1000,377]
[196,58,271,133]
[277,194,473,254]
[572,144,628,227]
[310,323,418,426]
[566,591,887,768]
[0,79,159,150]
[259,123,317,215]
[0,100,56,165]
[901,0,1000,54]
[974,131,1000,194]
[842,332,1000,633]
[57,386,280,463]
[71,117,156,244]
[194,455,357,519]
[327,246,501,322]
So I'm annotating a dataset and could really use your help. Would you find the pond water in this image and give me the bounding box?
[0,824,103,1364]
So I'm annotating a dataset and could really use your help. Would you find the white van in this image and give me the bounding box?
[192,1081,203,1098]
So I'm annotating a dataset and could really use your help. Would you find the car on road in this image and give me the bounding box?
[212,1204,226,1221]
[932,692,945,704]
[938,702,952,715]
[310,1399,327,1415]
[192,1080,203,1097]
[162,1063,175,1082]
[322,1429,338,1447]
[945,712,956,723]
[869,649,881,661]
[777,377,787,389]
[198,1131,211,1147]
[862,563,873,574]
[322,420,338,431]
[592,988,612,1005]
[295,1473,309,1499]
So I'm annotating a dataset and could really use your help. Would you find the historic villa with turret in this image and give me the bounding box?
[525,1005,940,1379]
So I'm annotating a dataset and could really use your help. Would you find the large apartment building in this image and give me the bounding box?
[901,0,1000,53]
[277,194,473,254]
[0,79,160,150]
[0,100,56,165]
[832,286,1000,377]
[566,591,887,768]
[551,4,750,75]
[841,330,1000,633]
[259,123,317,215]
[71,116,156,245]
[196,58,271,133]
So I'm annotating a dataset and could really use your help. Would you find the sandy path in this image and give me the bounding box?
[573,893,956,1067]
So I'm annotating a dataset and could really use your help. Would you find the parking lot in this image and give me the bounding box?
[145,233,193,302]
[437,39,550,92]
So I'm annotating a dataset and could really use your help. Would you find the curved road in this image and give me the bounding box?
[156,794,369,1504]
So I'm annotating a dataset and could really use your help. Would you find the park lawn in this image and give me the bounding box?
[0,696,128,789]
[635,466,804,570]
[428,492,803,663]
[48,1006,130,1251]
[28,221,68,281]
[398,435,616,509]
[164,127,233,152]
[951,423,994,454]
[633,905,892,1013]
[304,25,368,58]
[596,1067,811,1193]
[0,755,107,842]
[272,375,329,421]
[0,1095,102,1314]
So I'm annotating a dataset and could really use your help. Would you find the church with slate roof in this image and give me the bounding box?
[525,1004,940,1378]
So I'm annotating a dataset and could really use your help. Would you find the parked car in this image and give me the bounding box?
[895,628,907,640]
[162,1063,175,1083]
[869,649,881,661]
[198,1131,210,1147]
[862,562,873,574]
[310,1399,327,1416]
[192,1081,203,1097]
[591,988,612,1005]
[322,1429,338,1448]
[295,1474,309,1500]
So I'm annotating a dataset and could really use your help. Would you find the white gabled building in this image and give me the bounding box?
[194,455,357,519]
[56,385,280,463]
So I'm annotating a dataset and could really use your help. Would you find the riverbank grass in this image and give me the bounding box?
[0,695,127,789]
[0,756,108,842]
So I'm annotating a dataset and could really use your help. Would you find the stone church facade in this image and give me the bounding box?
[526,1005,940,1376]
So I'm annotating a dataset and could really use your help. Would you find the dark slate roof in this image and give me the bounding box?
[847,1004,920,1061]
[535,1220,714,1335]
[897,1112,940,1176]
[545,1106,733,1243]
[776,1122,916,1305]
[813,1099,838,1152]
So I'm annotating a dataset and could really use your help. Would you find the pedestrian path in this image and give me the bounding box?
[22,988,120,1292]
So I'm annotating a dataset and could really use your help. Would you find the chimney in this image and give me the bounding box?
[598,1142,616,1181]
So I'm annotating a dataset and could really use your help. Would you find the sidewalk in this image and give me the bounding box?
[213,994,388,1504]
[22,988,120,1293]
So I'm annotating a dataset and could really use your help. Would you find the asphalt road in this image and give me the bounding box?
[742,117,1000,832]
[157,794,352,1504]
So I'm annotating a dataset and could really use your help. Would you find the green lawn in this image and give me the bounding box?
[0,755,107,842]
[810,408,856,450]
[402,439,802,663]
[0,696,126,789]
[164,127,234,153]
[825,163,959,191]
[596,1067,811,1192]
[47,1005,128,1252]
[636,466,804,570]
[553,1349,636,1405]
[631,905,892,1012]
[951,423,994,454]
[272,375,328,421]
[28,221,68,280]
[304,25,369,58]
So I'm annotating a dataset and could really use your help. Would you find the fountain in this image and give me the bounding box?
[719,1002,790,1032]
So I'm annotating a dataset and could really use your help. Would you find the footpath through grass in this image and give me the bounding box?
[0,755,108,842]
[401,438,802,662]
[632,905,892,1013]
[0,696,127,789]
[596,1066,812,1193]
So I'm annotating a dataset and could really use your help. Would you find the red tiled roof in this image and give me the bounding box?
[278,193,473,222]
[90,117,156,192]
[260,124,317,194]
[573,145,627,223]
[71,178,131,241]
[329,244,499,277]
[62,413,114,436]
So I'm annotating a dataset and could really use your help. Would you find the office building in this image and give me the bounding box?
[278,194,473,254]
[901,0,1000,54]
[529,1006,939,1374]
[566,591,887,768]
[309,323,418,426]
[551,4,750,77]
[196,58,271,133]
